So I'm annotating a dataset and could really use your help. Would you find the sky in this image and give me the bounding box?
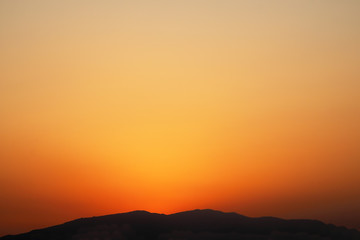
[1,0,360,236]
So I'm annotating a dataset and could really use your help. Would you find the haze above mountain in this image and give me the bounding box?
[1,209,359,240]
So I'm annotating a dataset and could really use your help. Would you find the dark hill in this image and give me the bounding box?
[1,209,359,240]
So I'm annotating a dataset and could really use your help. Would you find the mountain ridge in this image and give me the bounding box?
[1,209,359,240]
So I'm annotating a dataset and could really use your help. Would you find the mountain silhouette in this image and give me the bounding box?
[1,209,359,240]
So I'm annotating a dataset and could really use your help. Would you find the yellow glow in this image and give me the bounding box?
[1,0,360,236]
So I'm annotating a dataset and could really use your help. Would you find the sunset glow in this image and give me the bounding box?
[1,0,360,236]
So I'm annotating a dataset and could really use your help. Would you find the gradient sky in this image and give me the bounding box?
[1,0,360,236]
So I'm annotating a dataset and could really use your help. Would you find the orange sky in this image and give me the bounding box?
[1,0,360,236]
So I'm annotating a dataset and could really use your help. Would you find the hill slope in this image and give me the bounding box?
[1,209,359,240]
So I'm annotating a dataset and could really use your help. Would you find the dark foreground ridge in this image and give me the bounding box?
[1,209,359,240]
